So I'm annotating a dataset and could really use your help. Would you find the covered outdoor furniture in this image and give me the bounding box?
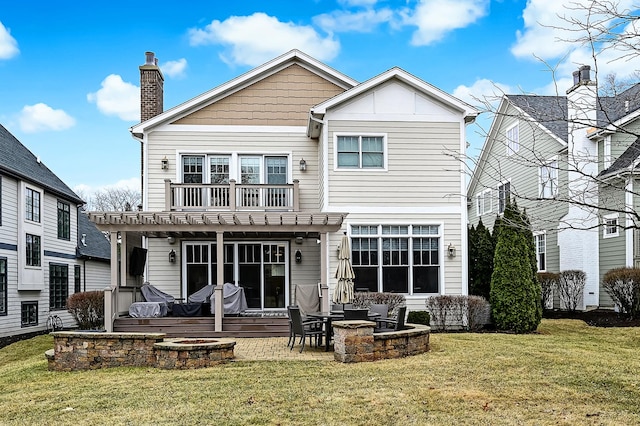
[128,301,166,318]
[288,306,325,353]
[374,306,408,333]
[140,282,175,314]
[172,303,202,317]
[209,283,249,315]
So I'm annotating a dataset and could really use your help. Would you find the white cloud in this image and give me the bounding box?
[161,58,187,79]
[18,103,75,133]
[188,12,340,67]
[453,79,513,108]
[314,8,395,33]
[87,74,139,121]
[406,0,489,45]
[0,21,19,59]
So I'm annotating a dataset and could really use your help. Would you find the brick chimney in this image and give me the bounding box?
[139,51,164,122]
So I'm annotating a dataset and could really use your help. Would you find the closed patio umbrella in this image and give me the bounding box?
[333,233,355,305]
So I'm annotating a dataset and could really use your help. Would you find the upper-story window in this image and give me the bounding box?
[181,155,288,184]
[498,181,511,214]
[210,156,230,184]
[506,124,519,156]
[183,156,204,183]
[603,213,619,238]
[26,234,41,267]
[25,187,41,223]
[603,136,612,169]
[535,233,546,271]
[476,189,492,216]
[539,160,558,199]
[337,135,385,169]
[57,201,70,240]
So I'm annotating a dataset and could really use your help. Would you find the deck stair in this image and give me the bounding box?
[113,315,290,338]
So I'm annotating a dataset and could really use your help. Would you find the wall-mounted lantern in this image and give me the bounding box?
[169,249,176,263]
[295,250,302,263]
[447,243,456,258]
[161,156,169,170]
[299,158,307,172]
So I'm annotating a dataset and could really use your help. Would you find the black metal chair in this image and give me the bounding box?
[343,308,369,320]
[368,303,389,327]
[374,306,408,332]
[288,306,324,353]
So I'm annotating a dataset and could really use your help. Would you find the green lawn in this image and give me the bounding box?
[1,319,638,425]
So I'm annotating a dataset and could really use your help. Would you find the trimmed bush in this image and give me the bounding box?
[67,291,105,330]
[557,270,586,312]
[602,267,640,318]
[538,272,559,310]
[407,310,430,326]
[425,295,490,331]
[352,292,406,317]
[467,295,491,331]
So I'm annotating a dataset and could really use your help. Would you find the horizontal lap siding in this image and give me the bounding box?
[0,174,18,243]
[599,183,626,308]
[327,121,462,207]
[42,194,77,256]
[146,131,319,211]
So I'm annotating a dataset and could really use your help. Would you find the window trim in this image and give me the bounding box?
[534,232,547,272]
[349,224,442,295]
[57,200,71,240]
[603,213,619,238]
[25,186,41,223]
[476,188,492,216]
[506,123,520,156]
[25,233,41,267]
[538,157,558,199]
[21,301,38,327]
[49,263,69,310]
[180,153,292,184]
[498,181,511,214]
[334,133,388,171]
[74,265,82,293]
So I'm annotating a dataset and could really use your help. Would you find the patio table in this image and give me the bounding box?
[307,311,380,351]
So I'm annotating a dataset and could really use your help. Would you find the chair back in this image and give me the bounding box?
[331,303,353,312]
[394,306,407,331]
[343,308,369,320]
[288,306,305,334]
[369,303,388,318]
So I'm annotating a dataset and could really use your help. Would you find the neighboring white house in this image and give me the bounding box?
[90,50,478,331]
[468,65,640,310]
[0,125,110,340]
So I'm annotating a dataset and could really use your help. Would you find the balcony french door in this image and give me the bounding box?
[183,241,289,311]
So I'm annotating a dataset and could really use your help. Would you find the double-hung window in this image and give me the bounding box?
[506,124,519,156]
[57,201,70,240]
[498,181,511,214]
[337,135,385,169]
[74,265,82,293]
[476,189,492,215]
[603,136,612,169]
[535,233,546,271]
[50,264,69,310]
[603,214,619,238]
[26,234,41,267]
[539,160,558,198]
[0,258,6,316]
[351,224,440,294]
[25,187,41,222]
[21,302,38,327]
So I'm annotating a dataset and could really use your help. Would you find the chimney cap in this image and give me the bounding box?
[145,51,156,66]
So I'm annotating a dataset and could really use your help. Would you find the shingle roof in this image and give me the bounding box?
[597,83,640,126]
[77,211,111,261]
[507,95,568,143]
[0,124,82,203]
[599,137,640,177]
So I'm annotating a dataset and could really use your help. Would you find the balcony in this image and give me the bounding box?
[165,179,300,212]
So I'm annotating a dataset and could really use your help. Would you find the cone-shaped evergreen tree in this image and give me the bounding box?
[489,201,541,333]
[469,218,494,299]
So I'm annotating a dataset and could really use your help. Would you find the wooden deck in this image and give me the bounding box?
[113,315,290,338]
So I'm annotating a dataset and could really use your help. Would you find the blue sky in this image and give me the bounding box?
[1,0,639,197]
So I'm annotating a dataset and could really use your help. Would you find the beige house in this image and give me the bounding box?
[90,50,478,332]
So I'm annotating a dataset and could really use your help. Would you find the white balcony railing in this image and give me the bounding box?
[165,179,300,212]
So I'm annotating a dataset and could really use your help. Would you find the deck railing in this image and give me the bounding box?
[165,179,300,211]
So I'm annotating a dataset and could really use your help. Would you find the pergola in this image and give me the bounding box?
[89,211,346,331]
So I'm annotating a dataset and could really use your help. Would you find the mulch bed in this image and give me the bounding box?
[543,309,640,327]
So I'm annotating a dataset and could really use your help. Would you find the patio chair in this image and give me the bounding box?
[288,306,325,353]
[331,303,353,312]
[374,306,408,333]
[368,303,389,327]
[343,308,369,320]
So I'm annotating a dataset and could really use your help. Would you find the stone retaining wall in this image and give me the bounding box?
[332,321,430,363]
[46,332,235,371]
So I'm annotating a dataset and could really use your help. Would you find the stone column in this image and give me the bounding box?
[332,320,375,363]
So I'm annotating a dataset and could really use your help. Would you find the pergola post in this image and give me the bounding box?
[320,232,329,312]
[214,231,224,332]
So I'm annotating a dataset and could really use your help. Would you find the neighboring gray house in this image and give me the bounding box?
[468,66,640,310]
[0,124,110,339]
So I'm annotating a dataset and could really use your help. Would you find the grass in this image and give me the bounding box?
[1,319,639,425]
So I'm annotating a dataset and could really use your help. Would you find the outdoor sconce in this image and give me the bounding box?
[169,249,176,263]
[447,243,456,258]
[295,236,304,245]
[299,158,307,171]
[167,236,176,245]
[295,250,302,263]
[161,156,169,170]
